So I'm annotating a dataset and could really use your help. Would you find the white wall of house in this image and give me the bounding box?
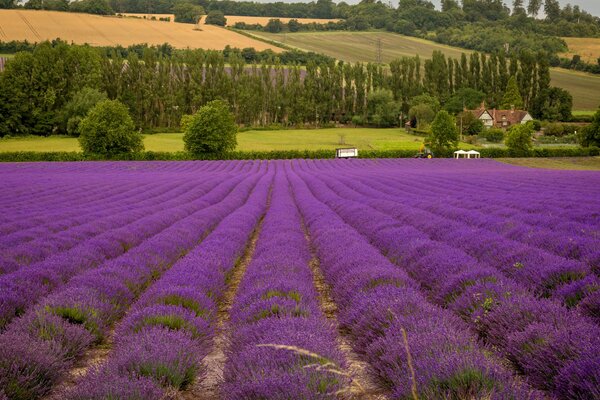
[521,113,534,124]
[479,111,494,127]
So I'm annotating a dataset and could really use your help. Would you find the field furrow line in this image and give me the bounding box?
[301,215,388,400]
[295,164,599,397]
[16,11,41,41]
[53,168,273,400]
[287,164,541,399]
[218,166,352,399]
[319,170,599,315]
[191,208,267,400]
[0,172,245,330]
[0,171,265,399]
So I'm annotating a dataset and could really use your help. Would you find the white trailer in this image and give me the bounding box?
[336,148,358,159]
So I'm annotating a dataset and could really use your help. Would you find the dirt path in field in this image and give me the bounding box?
[43,328,116,400]
[184,195,270,400]
[302,220,389,400]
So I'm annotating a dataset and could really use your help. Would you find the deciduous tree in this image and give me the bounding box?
[78,100,143,157]
[183,100,237,155]
[427,110,459,154]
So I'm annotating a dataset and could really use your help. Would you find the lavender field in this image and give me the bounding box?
[0,159,599,400]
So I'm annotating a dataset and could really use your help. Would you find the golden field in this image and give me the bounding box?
[223,15,340,26]
[119,13,175,22]
[0,10,280,50]
[562,37,600,63]
[113,13,339,26]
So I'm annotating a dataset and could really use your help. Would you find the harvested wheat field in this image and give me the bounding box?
[561,37,600,63]
[0,9,281,50]
[119,13,175,22]
[223,15,340,26]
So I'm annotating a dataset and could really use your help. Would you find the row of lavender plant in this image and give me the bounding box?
[382,159,600,228]
[341,162,600,271]
[0,158,243,242]
[316,165,599,318]
[286,164,539,400]
[295,162,599,398]
[0,171,242,330]
[368,169,600,317]
[0,160,238,230]
[0,172,167,225]
[0,169,264,399]
[62,169,273,400]
[0,181,201,273]
[222,167,348,399]
[0,180,170,249]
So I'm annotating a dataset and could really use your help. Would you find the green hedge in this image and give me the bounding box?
[0,147,598,162]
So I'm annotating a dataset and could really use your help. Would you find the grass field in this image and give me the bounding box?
[498,157,600,170]
[562,37,600,63]
[573,110,597,116]
[251,31,600,111]
[0,10,279,51]
[0,128,476,153]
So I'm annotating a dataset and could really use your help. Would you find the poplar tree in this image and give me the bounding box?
[501,76,524,109]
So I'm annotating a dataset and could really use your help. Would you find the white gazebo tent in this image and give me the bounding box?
[453,150,468,159]
[466,150,481,159]
[454,149,481,159]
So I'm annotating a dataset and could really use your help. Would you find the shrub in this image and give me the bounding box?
[481,128,504,143]
[183,100,237,156]
[78,100,143,157]
[544,123,565,137]
[505,124,533,157]
[579,108,600,147]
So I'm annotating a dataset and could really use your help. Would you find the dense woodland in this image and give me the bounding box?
[0,41,571,137]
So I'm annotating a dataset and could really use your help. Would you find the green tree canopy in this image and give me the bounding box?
[173,1,204,24]
[531,87,572,122]
[579,108,600,148]
[457,111,484,136]
[410,93,441,112]
[61,87,107,136]
[183,100,237,156]
[409,104,435,129]
[265,19,284,33]
[367,89,400,127]
[78,100,143,156]
[427,110,459,154]
[205,10,226,26]
[444,88,485,114]
[501,76,524,109]
[505,123,533,156]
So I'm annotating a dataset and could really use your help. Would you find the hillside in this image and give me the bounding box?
[562,37,600,63]
[251,30,600,111]
[119,14,340,26]
[0,9,280,51]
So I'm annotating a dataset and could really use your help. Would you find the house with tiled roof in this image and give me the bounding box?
[467,103,533,129]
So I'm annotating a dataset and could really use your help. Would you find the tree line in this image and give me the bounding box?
[0,41,572,137]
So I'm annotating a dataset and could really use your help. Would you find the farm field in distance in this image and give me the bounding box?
[118,13,339,26]
[0,159,598,399]
[498,156,600,170]
[223,15,340,26]
[0,9,279,50]
[0,128,477,152]
[562,37,600,63]
[251,30,600,111]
